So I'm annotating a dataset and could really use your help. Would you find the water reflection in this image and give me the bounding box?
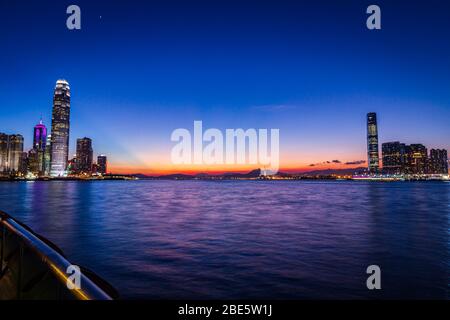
[0,180,448,299]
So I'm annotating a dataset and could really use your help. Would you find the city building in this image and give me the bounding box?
[97,155,107,175]
[50,79,71,177]
[19,152,28,176]
[382,142,407,174]
[367,112,379,174]
[0,133,8,174]
[7,134,24,174]
[33,119,47,151]
[76,137,93,174]
[429,149,448,174]
[33,119,47,176]
[407,144,428,174]
[44,134,52,176]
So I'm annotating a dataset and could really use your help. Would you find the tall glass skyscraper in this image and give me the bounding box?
[367,112,379,174]
[50,80,71,177]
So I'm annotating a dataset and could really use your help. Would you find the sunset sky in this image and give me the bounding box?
[1,0,449,174]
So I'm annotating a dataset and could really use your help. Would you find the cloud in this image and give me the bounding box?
[309,159,343,166]
[345,160,366,165]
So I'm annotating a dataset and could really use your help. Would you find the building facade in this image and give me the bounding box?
[76,137,93,174]
[0,133,8,174]
[44,134,52,176]
[7,134,24,173]
[367,112,380,174]
[382,142,407,174]
[32,119,47,176]
[50,80,71,177]
[429,149,448,174]
[97,155,107,175]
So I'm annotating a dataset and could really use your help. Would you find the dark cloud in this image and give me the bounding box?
[345,160,366,165]
[332,160,341,164]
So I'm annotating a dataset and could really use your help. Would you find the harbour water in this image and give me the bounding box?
[0,180,448,299]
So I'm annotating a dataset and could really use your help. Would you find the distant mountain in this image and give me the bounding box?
[298,167,366,176]
[128,167,366,180]
[223,169,261,178]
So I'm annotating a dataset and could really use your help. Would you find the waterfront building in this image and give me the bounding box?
[406,144,428,174]
[44,134,52,176]
[429,149,448,174]
[67,156,77,175]
[367,112,380,174]
[19,152,28,176]
[382,142,407,174]
[0,133,8,174]
[7,134,24,174]
[33,119,47,151]
[97,155,107,175]
[27,149,40,175]
[33,119,47,175]
[50,80,71,177]
[76,137,93,174]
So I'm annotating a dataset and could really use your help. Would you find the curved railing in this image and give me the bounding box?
[0,211,115,300]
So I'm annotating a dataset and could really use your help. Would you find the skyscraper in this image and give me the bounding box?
[382,142,407,174]
[367,112,379,174]
[76,137,93,174]
[50,80,71,177]
[33,119,47,151]
[0,133,8,174]
[33,119,47,175]
[44,134,52,176]
[97,155,107,175]
[407,144,428,174]
[7,134,24,173]
[430,149,448,174]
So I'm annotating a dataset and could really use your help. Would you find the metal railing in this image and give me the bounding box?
[0,211,114,300]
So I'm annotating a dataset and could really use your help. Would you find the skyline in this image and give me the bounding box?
[1,0,450,174]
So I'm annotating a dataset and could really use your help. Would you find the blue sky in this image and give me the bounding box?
[1,0,449,173]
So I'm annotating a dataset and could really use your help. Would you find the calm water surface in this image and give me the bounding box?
[0,180,449,299]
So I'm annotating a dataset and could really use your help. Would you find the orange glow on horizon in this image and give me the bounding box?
[108,161,365,176]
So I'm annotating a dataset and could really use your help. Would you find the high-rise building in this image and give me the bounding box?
[7,134,24,173]
[97,155,107,175]
[367,112,380,174]
[28,148,40,175]
[50,79,71,177]
[0,133,8,174]
[382,142,407,174]
[44,134,52,176]
[429,149,448,174]
[33,119,47,151]
[407,144,428,174]
[19,152,28,176]
[76,137,93,174]
[33,119,47,175]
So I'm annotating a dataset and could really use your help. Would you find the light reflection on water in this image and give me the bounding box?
[1,180,449,299]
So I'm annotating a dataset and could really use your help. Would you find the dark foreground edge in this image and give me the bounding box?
[0,210,117,300]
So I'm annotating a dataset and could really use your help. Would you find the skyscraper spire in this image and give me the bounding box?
[50,79,71,177]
